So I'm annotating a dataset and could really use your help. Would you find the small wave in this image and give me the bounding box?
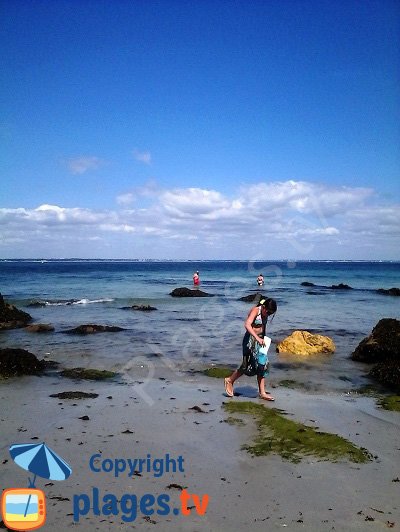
[72,298,114,305]
[28,297,114,307]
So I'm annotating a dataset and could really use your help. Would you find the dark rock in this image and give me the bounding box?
[27,301,47,307]
[0,348,45,378]
[0,294,32,330]
[330,283,353,290]
[41,360,59,370]
[369,360,400,390]
[25,323,54,333]
[189,405,207,413]
[64,324,125,334]
[377,288,400,297]
[28,299,78,306]
[351,319,400,392]
[49,391,99,399]
[60,367,117,380]
[351,319,400,363]
[122,305,157,311]
[238,293,266,302]
[170,287,212,297]
[301,282,315,287]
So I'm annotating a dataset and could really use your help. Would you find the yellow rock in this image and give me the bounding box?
[277,330,335,355]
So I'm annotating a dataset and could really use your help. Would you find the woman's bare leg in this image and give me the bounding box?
[224,369,242,397]
[257,375,274,401]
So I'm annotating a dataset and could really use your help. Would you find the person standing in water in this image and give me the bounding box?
[193,271,200,286]
[224,298,277,401]
[257,273,264,286]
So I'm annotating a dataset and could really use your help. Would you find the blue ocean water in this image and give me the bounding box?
[1,260,399,391]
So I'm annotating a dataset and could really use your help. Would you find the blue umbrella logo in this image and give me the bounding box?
[10,443,72,488]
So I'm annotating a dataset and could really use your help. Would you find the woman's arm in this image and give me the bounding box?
[244,307,264,345]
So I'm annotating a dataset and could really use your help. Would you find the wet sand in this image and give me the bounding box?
[0,369,399,531]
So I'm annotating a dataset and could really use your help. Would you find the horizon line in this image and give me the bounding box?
[1,258,399,263]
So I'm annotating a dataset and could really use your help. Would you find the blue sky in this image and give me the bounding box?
[1,0,399,259]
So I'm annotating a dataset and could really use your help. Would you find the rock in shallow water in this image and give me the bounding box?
[238,293,266,302]
[170,287,212,297]
[64,324,125,334]
[276,331,335,355]
[376,287,400,296]
[0,293,32,330]
[0,348,45,377]
[25,323,54,333]
[351,318,400,391]
[351,318,400,363]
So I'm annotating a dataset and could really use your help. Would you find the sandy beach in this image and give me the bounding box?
[1,365,399,532]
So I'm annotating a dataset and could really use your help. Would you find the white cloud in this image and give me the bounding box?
[116,193,135,206]
[133,149,151,165]
[0,181,399,259]
[161,188,230,218]
[67,156,103,174]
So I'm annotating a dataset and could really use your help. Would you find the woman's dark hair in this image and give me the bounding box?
[259,297,277,315]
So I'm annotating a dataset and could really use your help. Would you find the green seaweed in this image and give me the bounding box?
[354,384,382,396]
[278,379,313,391]
[223,401,372,464]
[60,368,117,380]
[224,416,245,426]
[203,367,232,378]
[378,395,400,412]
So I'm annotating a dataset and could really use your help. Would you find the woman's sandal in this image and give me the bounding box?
[259,393,275,401]
[224,378,234,397]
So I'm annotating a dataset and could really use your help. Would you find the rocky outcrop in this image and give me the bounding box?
[277,331,336,355]
[27,300,47,307]
[301,282,352,290]
[0,348,45,378]
[351,319,400,363]
[60,368,117,380]
[330,283,352,290]
[64,324,125,334]
[369,360,400,390]
[49,391,99,399]
[0,294,32,330]
[377,288,400,296]
[25,323,54,333]
[122,305,157,311]
[238,293,266,302]
[27,299,78,306]
[351,319,400,391]
[170,287,212,297]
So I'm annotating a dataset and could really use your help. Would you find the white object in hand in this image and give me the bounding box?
[259,336,271,355]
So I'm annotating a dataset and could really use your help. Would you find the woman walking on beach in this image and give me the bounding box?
[224,298,277,401]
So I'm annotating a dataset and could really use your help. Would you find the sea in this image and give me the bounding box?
[1,260,399,393]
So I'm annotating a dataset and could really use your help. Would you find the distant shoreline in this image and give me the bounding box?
[1,258,400,263]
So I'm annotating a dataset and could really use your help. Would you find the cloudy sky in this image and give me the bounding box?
[1,0,399,260]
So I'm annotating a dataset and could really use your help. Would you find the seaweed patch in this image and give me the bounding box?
[223,401,372,463]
